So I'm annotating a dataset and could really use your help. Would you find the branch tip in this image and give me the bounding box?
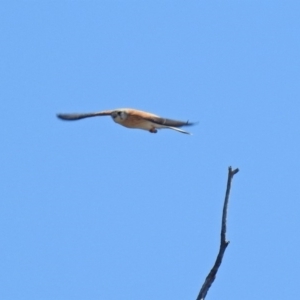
[232,168,239,175]
[229,166,239,177]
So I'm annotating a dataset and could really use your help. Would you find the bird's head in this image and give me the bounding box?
[111,110,127,123]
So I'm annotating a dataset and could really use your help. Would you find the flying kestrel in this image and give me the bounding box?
[57,108,196,134]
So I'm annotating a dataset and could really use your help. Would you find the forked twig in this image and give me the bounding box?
[196,167,239,300]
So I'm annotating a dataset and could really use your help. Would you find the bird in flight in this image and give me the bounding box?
[57,108,196,134]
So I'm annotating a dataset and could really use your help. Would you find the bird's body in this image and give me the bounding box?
[57,108,195,134]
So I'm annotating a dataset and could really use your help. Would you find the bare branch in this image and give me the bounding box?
[196,166,239,300]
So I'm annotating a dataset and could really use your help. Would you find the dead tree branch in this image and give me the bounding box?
[196,166,239,300]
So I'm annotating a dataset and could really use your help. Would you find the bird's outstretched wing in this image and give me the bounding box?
[57,110,113,121]
[143,115,196,128]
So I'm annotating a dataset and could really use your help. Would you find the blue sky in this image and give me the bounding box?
[1,1,300,299]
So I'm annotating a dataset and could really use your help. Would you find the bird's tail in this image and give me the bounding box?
[167,126,192,135]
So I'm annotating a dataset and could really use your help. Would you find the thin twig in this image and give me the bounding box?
[196,167,239,300]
